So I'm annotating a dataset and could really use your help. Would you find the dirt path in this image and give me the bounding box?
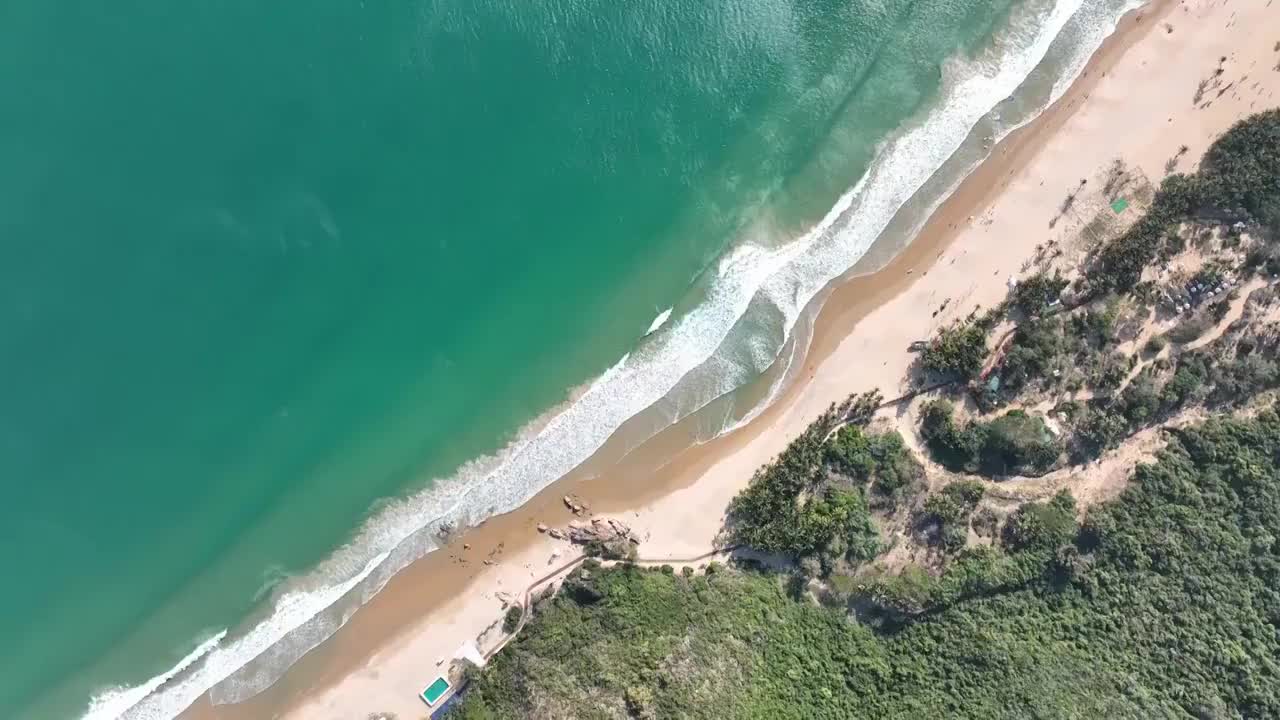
[1182,278,1266,352]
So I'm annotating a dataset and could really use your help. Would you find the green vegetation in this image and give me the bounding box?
[1000,490,1077,553]
[1212,347,1280,403]
[983,411,1060,472]
[918,399,983,469]
[1198,107,1280,228]
[920,321,987,380]
[449,411,1280,719]
[920,400,1059,476]
[1060,326,1280,462]
[725,392,888,571]
[1009,271,1068,317]
[1166,312,1214,344]
[921,480,985,552]
[993,317,1067,397]
[921,479,984,524]
[824,425,923,501]
[856,490,1077,624]
[502,606,523,635]
[977,295,1130,410]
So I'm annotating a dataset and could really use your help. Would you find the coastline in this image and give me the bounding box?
[178,0,1280,717]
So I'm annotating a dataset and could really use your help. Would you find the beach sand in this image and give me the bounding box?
[184,1,1279,717]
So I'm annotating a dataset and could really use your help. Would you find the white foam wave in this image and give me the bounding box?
[92,552,387,720]
[862,0,1146,292]
[85,0,1140,717]
[645,307,674,336]
[756,0,1088,342]
[1049,0,1147,102]
[708,0,1131,440]
[81,631,226,720]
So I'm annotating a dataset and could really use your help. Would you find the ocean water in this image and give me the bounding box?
[0,0,1140,717]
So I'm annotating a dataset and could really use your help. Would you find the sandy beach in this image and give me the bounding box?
[183,1,1279,717]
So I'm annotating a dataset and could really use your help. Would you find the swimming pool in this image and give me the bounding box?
[421,676,450,706]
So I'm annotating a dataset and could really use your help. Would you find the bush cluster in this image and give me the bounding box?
[920,322,988,380]
[726,393,890,571]
[1066,339,1280,462]
[824,425,922,500]
[920,400,1059,476]
[921,480,986,551]
[1009,271,1068,317]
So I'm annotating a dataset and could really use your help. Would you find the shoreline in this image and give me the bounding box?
[184,3,1162,718]
[177,0,1280,716]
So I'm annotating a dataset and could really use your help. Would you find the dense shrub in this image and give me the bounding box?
[825,426,922,500]
[728,403,884,568]
[1068,405,1128,461]
[1010,271,1068,317]
[1198,108,1280,222]
[1159,352,1212,411]
[502,606,523,635]
[981,410,1060,474]
[920,322,988,380]
[922,480,986,552]
[923,480,986,524]
[824,424,876,479]
[996,318,1066,396]
[1166,313,1214,344]
[919,399,985,471]
[920,401,1058,476]
[1068,298,1120,347]
[1001,491,1077,552]
[726,417,830,555]
[1118,374,1160,425]
[1089,351,1129,391]
[1211,353,1280,404]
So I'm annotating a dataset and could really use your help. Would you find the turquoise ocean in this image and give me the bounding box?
[0,0,1142,717]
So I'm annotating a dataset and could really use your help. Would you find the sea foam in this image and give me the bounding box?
[80,632,226,720]
[87,0,1142,716]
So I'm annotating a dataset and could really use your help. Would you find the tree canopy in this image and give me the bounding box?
[920,400,1059,476]
[920,322,988,380]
